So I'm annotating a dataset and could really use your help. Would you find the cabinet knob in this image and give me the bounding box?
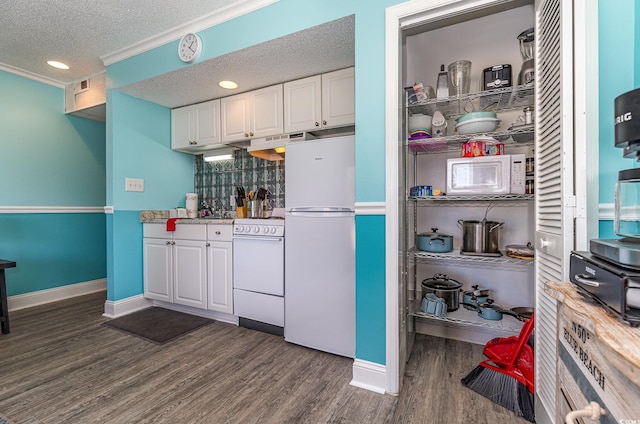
[315,122,320,127]
[215,231,221,235]
[244,133,249,138]
[165,241,171,245]
[171,241,176,245]
[249,132,254,137]
[206,242,210,247]
[323,120,327,125]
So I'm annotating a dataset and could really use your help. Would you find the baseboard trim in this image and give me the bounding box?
[350,359,388,394]
[102,296,239,325]
[103,294,152,319]
[8,279,107,311]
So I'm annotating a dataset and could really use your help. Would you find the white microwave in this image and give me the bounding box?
[446,154,526,195]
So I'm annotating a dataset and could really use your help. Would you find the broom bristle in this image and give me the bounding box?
[461,365,535,423]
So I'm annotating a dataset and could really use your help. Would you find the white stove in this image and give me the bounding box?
[232,217,285,335]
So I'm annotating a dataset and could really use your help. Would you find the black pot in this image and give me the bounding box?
[421,273,463,312]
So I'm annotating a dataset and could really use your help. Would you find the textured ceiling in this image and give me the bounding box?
[0,0,239,83]
[0,1,354,110]
[118,16,355,108]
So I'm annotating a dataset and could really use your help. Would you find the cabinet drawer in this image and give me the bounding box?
[208,224,232,241]
[143,223,169,238]
[174,224,207,240]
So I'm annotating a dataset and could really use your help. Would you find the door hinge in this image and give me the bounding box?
[564,195,576,208]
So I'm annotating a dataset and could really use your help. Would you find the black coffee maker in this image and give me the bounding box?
[590,87,640,267]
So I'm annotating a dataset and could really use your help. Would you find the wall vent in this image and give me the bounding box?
[74,79,90,94]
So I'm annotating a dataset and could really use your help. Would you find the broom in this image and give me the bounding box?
[461,313,536,422]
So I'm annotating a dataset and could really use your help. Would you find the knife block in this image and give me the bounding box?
[236,204,247,218]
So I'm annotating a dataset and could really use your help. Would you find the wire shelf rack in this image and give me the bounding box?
[407,84,535,118]
[409,194,534,203]
[408,126,534,154]
[409,247,534,270]
[409,300,524,334]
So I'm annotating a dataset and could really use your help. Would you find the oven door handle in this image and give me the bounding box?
[574,274,601,287]
[234,236,283,242]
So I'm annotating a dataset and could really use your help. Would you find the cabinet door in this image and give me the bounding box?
[284,76,321,133]
[321,67,355,128]
[194,99,221,147]
[251,85,283,138]
[207,241,233,314]
[220,93,251,143]
[173,240,207,309]
[171,106,194,150]
[143,238,173,302]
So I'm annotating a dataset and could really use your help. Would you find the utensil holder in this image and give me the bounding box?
[249,200,263,218]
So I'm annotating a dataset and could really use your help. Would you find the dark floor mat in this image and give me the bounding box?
[102,307,213,344]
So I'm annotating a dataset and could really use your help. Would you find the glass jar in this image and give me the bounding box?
[615,168,640,238]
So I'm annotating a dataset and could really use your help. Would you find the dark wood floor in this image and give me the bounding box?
[0,292,529,423]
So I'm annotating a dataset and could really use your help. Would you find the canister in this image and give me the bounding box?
[186,193,198,218]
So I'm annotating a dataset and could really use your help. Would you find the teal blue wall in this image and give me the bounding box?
[598,0,636,205]
[105,92,193,301]
[106,0,402,364]
[0,70,106,296]
[355,215,386,364]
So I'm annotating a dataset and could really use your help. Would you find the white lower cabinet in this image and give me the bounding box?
[143,223,232,314]
[143,237,173,302]
[173,239,207,309]
[206,225,233,314]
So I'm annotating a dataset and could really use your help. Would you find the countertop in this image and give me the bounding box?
[140,210,234,225]
[544,281,640,386]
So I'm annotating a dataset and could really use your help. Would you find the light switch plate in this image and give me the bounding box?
[125,178,144,192]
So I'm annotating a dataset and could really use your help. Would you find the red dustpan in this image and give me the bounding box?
[482,312,535,392]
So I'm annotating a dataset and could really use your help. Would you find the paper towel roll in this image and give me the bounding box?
[186,193,198,218]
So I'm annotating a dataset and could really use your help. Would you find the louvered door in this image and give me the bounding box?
[534,0,576,421]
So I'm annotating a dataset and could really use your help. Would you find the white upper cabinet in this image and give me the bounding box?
[284,67,354,133]
[284,75,322,133]
[221,85,283,143]
[171,99,221,152]
[321,68,355,128]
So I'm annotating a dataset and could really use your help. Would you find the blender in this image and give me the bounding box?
[517,28,535,86]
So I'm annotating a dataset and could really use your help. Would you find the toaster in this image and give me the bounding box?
[483,64,512,90]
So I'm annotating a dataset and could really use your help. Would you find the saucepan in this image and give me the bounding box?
[461,285,490,310]
[461,299,526,321]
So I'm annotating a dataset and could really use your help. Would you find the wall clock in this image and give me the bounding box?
[178,33,202,63]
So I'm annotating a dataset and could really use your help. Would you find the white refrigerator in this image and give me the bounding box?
[284,135,355,358]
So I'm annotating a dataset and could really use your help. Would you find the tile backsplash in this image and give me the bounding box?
[194,150,285,212]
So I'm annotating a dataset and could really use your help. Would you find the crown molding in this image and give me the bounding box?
[0,62,65,88]
[101,0,279,66]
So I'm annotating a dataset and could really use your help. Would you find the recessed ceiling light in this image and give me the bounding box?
[219,80,238,89]
[47,60,69,70]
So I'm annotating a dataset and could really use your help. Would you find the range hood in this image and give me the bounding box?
[247,132,314,161]
[247,126,355,161]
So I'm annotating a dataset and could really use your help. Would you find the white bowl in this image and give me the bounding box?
[455,118,500,134]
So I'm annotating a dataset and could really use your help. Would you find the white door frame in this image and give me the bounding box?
[384,0,526,395]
